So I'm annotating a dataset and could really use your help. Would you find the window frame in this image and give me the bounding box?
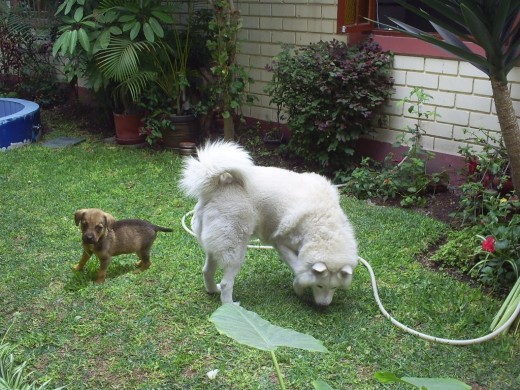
[337,0,484,59]
[337,0,376,34]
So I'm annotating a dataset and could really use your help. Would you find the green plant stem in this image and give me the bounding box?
[270,350,286,390]
[491,277,520,333]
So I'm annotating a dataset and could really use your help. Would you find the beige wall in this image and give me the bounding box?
[236,1,344,123]
[373,56,520,156]
[235,1,520,158]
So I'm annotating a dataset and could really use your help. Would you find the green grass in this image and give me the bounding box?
[0,108,518,389]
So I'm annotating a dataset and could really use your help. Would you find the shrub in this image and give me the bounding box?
[340,88,448,207]
[0,3,66,107]
[456,128,515,225]
[470,213,520,288]
[265,38,393,174]
[432,226,484,272]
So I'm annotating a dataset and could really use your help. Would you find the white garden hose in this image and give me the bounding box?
[181,210,520,346]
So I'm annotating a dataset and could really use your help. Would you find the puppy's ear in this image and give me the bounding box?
[103,212,116,229]
[341,265,354,276]
[74,209,87,226]
[312,262,327,274]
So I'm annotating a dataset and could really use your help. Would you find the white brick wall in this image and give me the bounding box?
[235,2,520,157]
[237,1,345,122]
[380,55,520,156]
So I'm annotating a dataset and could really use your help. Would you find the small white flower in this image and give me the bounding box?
[206,369,219,380]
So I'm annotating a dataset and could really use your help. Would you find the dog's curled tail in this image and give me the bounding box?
[180,141,253,198]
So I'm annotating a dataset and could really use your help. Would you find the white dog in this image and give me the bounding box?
[180,141,358,306]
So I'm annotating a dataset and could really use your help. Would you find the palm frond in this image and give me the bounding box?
[95,37,154,82]
[113,71,157,103]
[390,0,520,83]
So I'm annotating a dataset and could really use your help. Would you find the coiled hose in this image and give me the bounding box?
[181,210,520,345]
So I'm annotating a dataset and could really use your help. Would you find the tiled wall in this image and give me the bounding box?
[235,1,520,158]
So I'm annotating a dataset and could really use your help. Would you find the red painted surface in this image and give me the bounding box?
[243,117,467,185]
[373,32,485,59]
[355,138,467,185]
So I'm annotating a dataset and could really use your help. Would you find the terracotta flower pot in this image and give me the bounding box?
[113,112,146,145]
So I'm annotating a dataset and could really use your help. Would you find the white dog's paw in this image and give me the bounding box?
[293,285,305,296]
[205,283,221,294]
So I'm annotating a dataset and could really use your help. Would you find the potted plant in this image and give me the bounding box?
[144,30,200,148]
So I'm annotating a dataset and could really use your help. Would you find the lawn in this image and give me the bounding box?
[0,108,518,389]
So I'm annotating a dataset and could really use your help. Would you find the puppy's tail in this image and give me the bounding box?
[180,141,253,198]
[154,225,173,233]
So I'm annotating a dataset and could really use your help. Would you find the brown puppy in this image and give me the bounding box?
[74,208,172,283]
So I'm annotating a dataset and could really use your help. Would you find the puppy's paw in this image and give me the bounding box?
[135,261,151,270]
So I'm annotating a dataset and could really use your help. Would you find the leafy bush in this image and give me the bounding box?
[456,128,516,225]
[432,226,484,272]
[447,127,519,289]
[340,88,448,207]
[0,3,66,107]
[265,38,393,174]
[471,214,520,288]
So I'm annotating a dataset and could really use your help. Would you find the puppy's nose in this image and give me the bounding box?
[83,233,96,244]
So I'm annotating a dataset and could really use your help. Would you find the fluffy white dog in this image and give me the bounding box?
[180,141,358,306]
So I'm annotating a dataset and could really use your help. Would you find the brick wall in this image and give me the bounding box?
[374,56,520,157]
[234,1,520,168]
[236,0,343,122]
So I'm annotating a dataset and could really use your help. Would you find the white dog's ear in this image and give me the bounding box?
[312,263,327,274]
[341,265,354,276]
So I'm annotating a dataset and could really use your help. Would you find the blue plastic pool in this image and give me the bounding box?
[0,98,41,151]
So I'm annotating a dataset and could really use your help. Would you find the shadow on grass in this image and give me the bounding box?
[64,258,139,291]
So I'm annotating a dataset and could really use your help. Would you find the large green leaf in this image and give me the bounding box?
[375,372,471,390]
[209,304,328,353]
[312,380,335,390]
[77,28,90,52]
[403,377,471,390]
[143,22,154,43]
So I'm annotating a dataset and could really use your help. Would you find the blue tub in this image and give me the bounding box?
[0,98,41,151]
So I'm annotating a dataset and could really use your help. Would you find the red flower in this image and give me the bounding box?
[482,236,496,253]
[467,156,478,175]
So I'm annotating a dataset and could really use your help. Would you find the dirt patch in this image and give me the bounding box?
[370,189,462,226]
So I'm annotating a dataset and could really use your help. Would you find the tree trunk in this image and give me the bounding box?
[491,78,520,191]
[223,115,234,140]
